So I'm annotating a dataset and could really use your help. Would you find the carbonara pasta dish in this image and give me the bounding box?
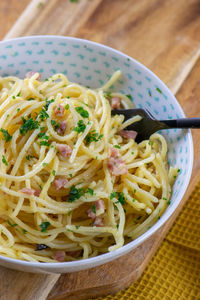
[0,70,178,262]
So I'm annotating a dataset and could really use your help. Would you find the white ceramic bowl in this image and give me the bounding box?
[0,36,193,274]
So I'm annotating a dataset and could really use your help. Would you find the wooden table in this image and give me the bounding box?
[0,0,200,299]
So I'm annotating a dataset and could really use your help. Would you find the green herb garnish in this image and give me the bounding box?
[52,170,56,176]
[39,221,51,232]
[26,155,35,161]
[91,205,96,214]
[69,185,84,202]
[126,94,133,100]
[7,220,17,227]
[45,99,55,111]
[114,145,121,149]
[51,119,60,130]
[86,188,94,195]
[75,106,89,118]
[2,155,8,166]
[156,87,162,94]
[40,141,50,147]
[65,104,69,110]
[0,128,12,142]
[73,120,86,133]
[20,117,39,135]
[39,108,49,121]
[85,130,103,144]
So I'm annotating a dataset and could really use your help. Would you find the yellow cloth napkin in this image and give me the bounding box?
[98,182,200,300]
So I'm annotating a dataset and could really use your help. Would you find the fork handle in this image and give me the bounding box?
[162,118,200,129]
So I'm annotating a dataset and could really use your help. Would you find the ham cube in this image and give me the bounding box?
[111,97,121,109]
[119,130,137,140]
[54,104,64,117]
[53,251,65,262]
[53,178,67,190]
[56,144,72,158]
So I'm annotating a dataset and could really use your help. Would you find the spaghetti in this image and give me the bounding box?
[0,71,178,262]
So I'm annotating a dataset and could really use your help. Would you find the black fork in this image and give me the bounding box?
[111,108,200,142]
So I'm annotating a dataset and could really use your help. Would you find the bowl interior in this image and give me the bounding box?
[0,36,193,273]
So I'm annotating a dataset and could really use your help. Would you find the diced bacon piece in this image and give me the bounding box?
[53,178,68,190]
[19,188,41,196]
[19,188,35,195]
[87,200,105,219]
[56,121,67,135]
[107,157,128,176]
[93,217,104,227]
[87,208,96,219]
[111,97,121,109]
[95,199,105,211]
[54,104,64,117]
[109,147,118,158]
[34,190,41,197]
[26,71,41,80]
[66,250,82,258]
[53,251,65,262]
[119,130,137,140]
[56,144,72,158]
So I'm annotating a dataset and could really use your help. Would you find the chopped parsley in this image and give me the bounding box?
[65,104,69,110]
[75,225,80,229]
[114,145,121,149]
[75,106,89,118]
[104,92,111,99]
[69,174,73,178]
[17,108,20,113]
[134,189,136,193]
[73,120,86,133]
[0,128,12,142]
[67,211,72,216]
[7,220,17,227]
[22,229,27,234]
[177,168,181,173]
[162,197,167,200]
[17,91,21,97]
[52,170,56,176]
[156,87,162,94]
[126,94,133,100]
[2,155,8,166]
[26,155,35,161]
[85,130,103,145]
[27,97,34,101]
[86,188,94,195]
[38,132,50,140]
[167,201,171,205]
[148,140,151,145]
[69,185,84,202]
[70,0,78,2]
[39,221,51,232]
[39,108,49,121]
[20,117,39,135]
[51,119,60,130]
[110,192,125,205]
[91,205,96,214]
[12,95,16,99]
[116,224,119,229]
[132,198,136,202]
[45,99,55,111]
[40,141,50,147]
[42,162,47,167]
[110,192,116,199]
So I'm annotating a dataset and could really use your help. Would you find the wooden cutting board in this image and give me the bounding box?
[1,0,200,299]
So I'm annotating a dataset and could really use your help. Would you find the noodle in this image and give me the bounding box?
[0,71,178,262]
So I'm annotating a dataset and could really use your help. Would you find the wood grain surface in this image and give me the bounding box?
[0,0,200,299]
